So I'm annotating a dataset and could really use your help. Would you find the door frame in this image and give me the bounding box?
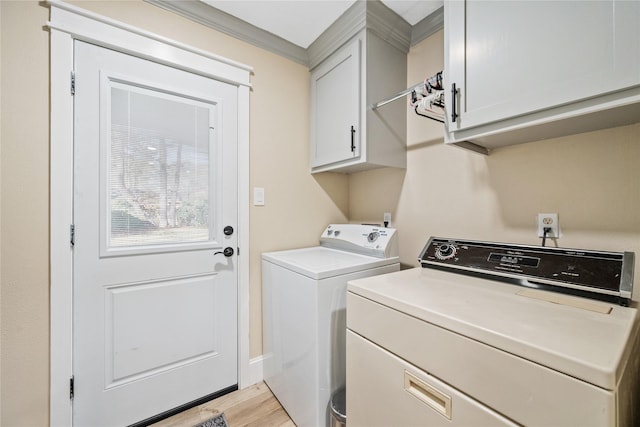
[48,1,252,425]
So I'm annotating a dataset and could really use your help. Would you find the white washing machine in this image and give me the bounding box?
[262,224,400,427]
[347,237,640,426]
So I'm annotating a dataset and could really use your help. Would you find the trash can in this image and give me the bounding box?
[330,388,346,427]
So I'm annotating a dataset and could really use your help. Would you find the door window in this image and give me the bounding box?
[105,81,218,254]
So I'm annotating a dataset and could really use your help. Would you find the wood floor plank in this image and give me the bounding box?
[150,382,294,427]
[226,392,283,426]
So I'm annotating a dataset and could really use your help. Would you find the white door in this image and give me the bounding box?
[73,41,238,426]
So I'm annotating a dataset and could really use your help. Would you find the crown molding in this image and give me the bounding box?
[307,1,367,70]
[145,0,443,69]
[308,0,412,69]
[366,0,412,52]
[145,0,309,66]
[411,6,444,45]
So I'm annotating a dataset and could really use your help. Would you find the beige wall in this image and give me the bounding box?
[1,2,51,426]
[350,30,640,283]
[1,3,638,426]
[0,1,348,425]
[0,1,3,422]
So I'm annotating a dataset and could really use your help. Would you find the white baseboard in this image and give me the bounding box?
[241,354,264,389]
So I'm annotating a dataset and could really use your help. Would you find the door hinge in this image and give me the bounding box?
[69,376,75,400]
[70,224,75,247]
[70,71,76,96]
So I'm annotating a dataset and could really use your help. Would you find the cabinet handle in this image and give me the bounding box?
[350,125,356,152]
[404,370,452,419]
[451,83,458,123]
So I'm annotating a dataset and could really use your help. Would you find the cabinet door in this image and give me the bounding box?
[446,0,640,132]
[310,39,360,169]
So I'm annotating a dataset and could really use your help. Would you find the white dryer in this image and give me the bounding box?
[262,224,400,427]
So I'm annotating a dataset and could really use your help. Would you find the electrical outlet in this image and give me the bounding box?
[537,213,560,238]
[383,212,391,225]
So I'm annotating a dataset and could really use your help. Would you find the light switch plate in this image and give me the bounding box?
[253,187,265,206]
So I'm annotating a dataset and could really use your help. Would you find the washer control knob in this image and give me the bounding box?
[435,243,456,260]
[367,232,380,243]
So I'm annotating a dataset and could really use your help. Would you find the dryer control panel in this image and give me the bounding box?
[320,224,398,259]
[419,236,634,305]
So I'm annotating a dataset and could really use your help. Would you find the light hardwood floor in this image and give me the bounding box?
[151,382,295,427]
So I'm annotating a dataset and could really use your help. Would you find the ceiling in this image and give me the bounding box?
[200,0,444,48]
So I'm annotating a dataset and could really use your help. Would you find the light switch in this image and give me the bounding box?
[253,187,265,206]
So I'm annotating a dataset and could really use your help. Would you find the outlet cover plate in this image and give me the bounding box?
[537,213,560,238]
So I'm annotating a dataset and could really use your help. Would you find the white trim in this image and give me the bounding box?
[247,355,266,387]
[46,0,252,86]
[145,0,308,66]
[147,0,440,69]
[49,2,252,425]
[307,0,412,70]
[236,85,253,389]
[410,6,444,46]
[50,28,75,427]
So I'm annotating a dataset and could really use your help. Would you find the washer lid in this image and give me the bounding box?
[262,246,399,280]
[348,267,640,390]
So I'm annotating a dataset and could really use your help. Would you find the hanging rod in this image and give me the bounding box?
[370,81,424,110]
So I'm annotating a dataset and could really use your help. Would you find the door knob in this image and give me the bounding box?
[223,225,234,236]
[214,247,234,257]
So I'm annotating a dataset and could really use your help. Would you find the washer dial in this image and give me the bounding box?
[435,243,457,260]
[367,232,380,243]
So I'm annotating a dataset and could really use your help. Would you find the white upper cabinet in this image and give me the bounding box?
[444,0,640,153]
[309,2,409,174]
[311,38,361,169]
